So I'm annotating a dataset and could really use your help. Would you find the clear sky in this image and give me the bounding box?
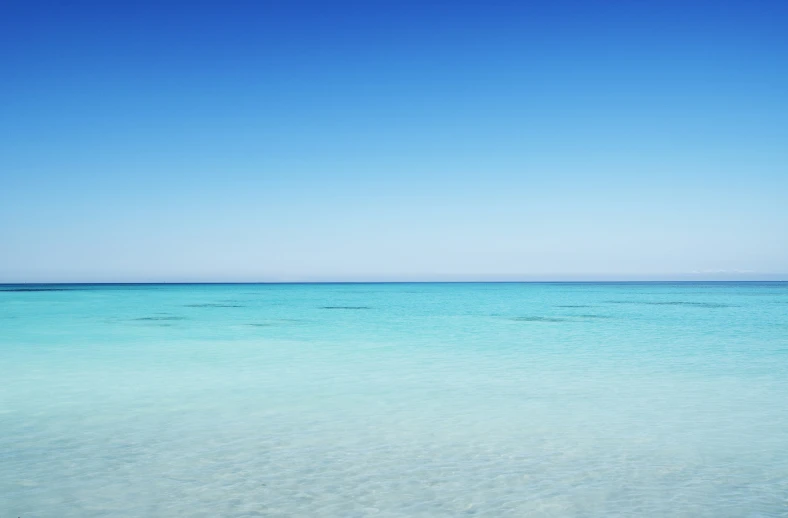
[2,0,786,282]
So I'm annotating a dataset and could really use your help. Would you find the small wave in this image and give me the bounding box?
[321,306,372,310]
[510,316,566,322]
[605,301,733,308]
[133,316,187,321]
[184,303,246,308]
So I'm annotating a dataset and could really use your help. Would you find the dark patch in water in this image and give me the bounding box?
[249,318,305,326]
[511,316,566,322]
[605,300,733,308]
[184,303,245,308]
[321,306,372,310]
[134,316,187,321]
[556,305,592,308]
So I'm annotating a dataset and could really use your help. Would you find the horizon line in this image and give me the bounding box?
[1,279,786,286]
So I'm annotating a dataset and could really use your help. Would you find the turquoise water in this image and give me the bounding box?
[2,282,787,517]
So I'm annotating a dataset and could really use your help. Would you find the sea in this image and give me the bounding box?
[1,282,787,517]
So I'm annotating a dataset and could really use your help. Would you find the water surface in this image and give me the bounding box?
[2,282,787,517]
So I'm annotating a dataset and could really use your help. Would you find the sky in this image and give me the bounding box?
[1,0,787,282]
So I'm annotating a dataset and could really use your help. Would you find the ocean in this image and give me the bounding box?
[2,282,787,517]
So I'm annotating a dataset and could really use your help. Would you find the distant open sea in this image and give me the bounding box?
[2,282,787,517]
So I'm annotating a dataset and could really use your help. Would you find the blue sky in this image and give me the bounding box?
[2,0,786,282]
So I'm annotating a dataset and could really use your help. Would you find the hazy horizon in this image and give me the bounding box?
[2,274,786,284]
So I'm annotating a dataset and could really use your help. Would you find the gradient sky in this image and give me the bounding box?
[2,0,787,282]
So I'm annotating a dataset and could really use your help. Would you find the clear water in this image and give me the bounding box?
[2,282,787,517]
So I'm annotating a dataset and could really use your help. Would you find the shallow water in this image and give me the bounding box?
[2,282,787,517]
